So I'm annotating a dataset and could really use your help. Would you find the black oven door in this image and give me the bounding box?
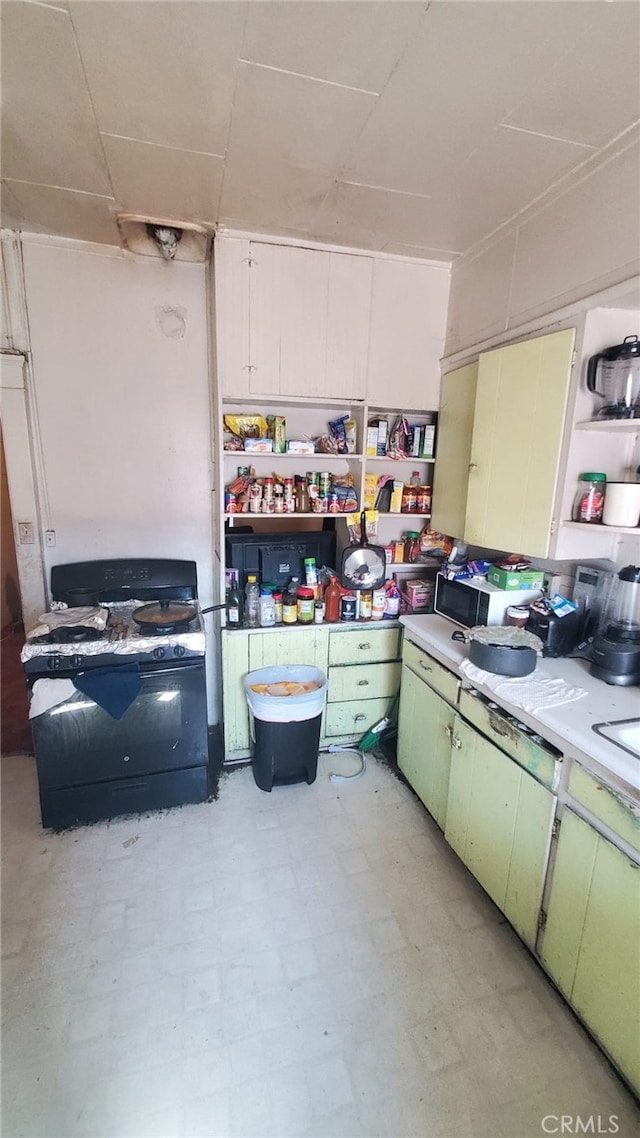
[30,660,208,791]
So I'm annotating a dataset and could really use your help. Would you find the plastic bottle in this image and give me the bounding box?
[324,575,341,622]
[259,585,276,627]
[571,472,606,523]
[244,574,260,628]
[226,570,243,627]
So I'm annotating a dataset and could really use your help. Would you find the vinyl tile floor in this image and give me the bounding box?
[2,751,638,1138]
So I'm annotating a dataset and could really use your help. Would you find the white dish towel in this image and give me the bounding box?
[459,658,587,714]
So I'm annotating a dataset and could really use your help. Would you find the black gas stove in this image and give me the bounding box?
[22,558,211,831]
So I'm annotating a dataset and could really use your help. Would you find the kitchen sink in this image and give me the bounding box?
[592,718,640,759]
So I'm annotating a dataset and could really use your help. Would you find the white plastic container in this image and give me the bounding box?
[602,482,640,528]
[244,665,327,723]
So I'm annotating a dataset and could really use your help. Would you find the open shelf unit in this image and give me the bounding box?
[215,394,439,610]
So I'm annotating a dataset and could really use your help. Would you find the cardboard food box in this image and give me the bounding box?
[487,565,544,591]
[366,425,379,457]
[266,415,286,454]
[376,419,388,456]
[244,438,273,453]
[389,480,404,513]
[363,473,378,511]
[404,579,434,607]
[286,440,315,455]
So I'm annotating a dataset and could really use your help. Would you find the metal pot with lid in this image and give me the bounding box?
[452,625,543,677]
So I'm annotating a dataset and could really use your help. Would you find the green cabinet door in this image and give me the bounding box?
[465,327,575,557]
[445,716,555,946]
[431,361,478,539]
[221,630,251,755]
[397,663,455,830]
[542,810,640,1092]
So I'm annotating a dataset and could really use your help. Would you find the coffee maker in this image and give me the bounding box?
[590,565,640,686]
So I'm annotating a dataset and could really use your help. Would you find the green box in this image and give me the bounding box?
[266,415,286,454]
[487,565,544,591]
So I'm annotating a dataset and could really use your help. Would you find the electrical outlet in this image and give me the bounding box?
[18,521,35,545]
[45,530,56,548]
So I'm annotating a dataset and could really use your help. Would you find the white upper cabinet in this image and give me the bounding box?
[213,234,450,406]
[249,241,372,399]
[367,258,449,410]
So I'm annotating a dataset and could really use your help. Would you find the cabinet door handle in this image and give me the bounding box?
[468,462,478,474]
[358,679,369,686]
[419,660,432,672]
[358,642,371,650]
[451,736,462,750]
[445,725,453,741]
[354,713,366,722]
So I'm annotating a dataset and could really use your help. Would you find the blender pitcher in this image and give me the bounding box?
[587,335,640,419]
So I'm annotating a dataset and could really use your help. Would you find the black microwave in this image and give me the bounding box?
[225,527,337,590]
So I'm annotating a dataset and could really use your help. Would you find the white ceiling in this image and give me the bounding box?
[2,0,639,262]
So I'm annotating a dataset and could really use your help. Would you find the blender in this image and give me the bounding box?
[590,565,640,685]
[586,335,640,419]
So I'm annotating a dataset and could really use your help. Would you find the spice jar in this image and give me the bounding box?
[572,472,606,524]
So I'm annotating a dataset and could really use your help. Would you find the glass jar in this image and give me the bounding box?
[359,590,372,620]
[401,485,417,513]
[404,531,421,563]
[416,485,432,514]
[297,586,315,623]
[572,472,606,523]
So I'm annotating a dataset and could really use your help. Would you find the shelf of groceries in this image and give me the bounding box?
[221,403,438,518]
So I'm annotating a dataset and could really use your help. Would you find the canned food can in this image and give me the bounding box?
[340,595,357,622]
[328,493,340,514]
[224,491,237,513]
[319,473,331,494]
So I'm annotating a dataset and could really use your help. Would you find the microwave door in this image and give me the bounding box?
[436,577,478,626]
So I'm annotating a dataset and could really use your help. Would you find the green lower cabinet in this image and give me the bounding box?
[445,715,555,947]
[542,810,640,1092]
[221,629,251,754]
[397,663,454,830]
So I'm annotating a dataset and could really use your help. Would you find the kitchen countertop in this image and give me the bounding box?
[400,613,640,800]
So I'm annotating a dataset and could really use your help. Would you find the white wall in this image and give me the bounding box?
[445,131,640,355]
[18,235,219,718]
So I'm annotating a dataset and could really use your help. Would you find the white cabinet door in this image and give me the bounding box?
[367,258,449,409]
[213,236,252,398]
[248,242,371,399]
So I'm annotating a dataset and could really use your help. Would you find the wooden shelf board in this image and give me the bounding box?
[575,419,640,433]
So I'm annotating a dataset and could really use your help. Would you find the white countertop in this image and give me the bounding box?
[400,614,640,800]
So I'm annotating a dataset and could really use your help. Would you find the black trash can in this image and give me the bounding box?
[244,666,327,793]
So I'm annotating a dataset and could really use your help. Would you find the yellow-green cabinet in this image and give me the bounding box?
[430,361,479,540]
[221,625,399,761]
[445,715,555,947]
[464,327,575,556]
[541,810,640,1092]
[397,639,460,830]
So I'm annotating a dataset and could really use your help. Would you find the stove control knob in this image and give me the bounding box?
[48,654,62,671]
[153,646,166,660]
[173,644,186,658]
[71,655,83,668]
